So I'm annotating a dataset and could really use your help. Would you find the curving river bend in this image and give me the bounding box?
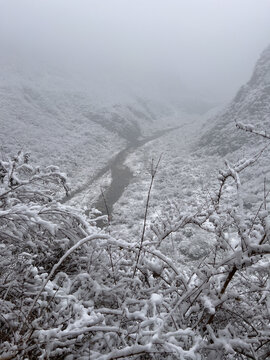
[62,125,184,219]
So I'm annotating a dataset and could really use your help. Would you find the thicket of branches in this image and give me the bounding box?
[0,127,269,359]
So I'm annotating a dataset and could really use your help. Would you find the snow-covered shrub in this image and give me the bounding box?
[0,147,269,359]
[0,152,106,358]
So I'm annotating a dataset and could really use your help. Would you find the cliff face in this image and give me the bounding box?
[198,45,270,156]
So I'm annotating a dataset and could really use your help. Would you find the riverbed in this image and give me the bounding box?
[62,125,185,221]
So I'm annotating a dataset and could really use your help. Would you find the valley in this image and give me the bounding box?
[1,5,270,355]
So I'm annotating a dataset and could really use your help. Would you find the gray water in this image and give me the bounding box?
[62,126,183,223]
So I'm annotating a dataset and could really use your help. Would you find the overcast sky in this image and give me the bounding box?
[0,0,270,103]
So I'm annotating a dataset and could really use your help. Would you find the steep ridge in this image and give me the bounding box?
[196,44,270,212]
[198,44,270,157]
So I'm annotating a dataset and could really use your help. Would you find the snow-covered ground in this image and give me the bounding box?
[74,44,270,265]
[0,62,201,195]
[108,116,221,263]
[0,60,229,267]
[1,45,270,266]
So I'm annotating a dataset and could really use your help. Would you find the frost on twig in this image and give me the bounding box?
[236,121,270,140]
[1,146,270,359]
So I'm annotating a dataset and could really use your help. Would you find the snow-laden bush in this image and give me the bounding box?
[0,147,269,359]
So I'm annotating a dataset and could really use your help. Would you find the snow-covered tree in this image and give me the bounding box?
[0,141,269,359]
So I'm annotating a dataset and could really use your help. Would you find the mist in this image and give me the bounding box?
[1,0,270,105]
[1,3,270,356]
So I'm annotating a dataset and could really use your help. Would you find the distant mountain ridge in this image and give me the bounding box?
[0,64,195,191]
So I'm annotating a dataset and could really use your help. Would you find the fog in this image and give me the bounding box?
[1,0,270,105]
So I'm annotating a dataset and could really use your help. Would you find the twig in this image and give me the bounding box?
[101,186,111,226]
[133,155,162,277]
[20,233,111,334]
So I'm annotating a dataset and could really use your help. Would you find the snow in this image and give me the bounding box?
[1,37,270,360]
[150,293,163,305]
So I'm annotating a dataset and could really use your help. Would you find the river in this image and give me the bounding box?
[62,125,184,221]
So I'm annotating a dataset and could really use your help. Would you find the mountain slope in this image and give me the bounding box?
[0,65,191,191]
[198,44,270,157]
[196,44,270,213]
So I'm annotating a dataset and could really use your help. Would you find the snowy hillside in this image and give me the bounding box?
[196,44,270,214]
[109,43,270,250]
[198,44,270,156]
[0,63,196,192]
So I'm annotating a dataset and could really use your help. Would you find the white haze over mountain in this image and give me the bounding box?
[0,0,270,107]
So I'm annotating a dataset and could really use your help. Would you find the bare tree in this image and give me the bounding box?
[0,137,269,359]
